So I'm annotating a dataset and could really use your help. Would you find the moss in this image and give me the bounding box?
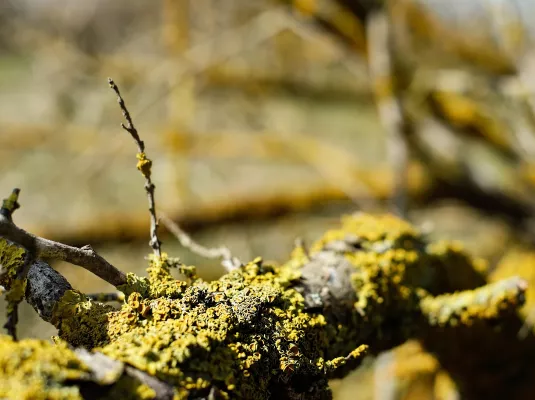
[0,335,89,400]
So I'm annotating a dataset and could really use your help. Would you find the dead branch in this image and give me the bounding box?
[108,77,162,257]
[0,213,126,287]
[160,213,242,272]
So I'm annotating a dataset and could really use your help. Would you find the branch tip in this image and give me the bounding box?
[108,78,161,257]
[1,188,21,220]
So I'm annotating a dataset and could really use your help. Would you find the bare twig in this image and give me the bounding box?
[108,78,162,257]
[0,209,126,288]
[366,11,411,218]
[160,213,241,272]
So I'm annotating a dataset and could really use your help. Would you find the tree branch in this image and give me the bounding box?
[0,213,126,287]
[108,78,162,257]
[366,10,411,218]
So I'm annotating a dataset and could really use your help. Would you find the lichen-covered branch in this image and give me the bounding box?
[0,188,126,339]
[0,213,528,399]
[0,333,175,400]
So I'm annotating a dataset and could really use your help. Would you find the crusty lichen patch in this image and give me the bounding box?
[52,290,115,349]
[100,257,346,399]
[0,335,90,400]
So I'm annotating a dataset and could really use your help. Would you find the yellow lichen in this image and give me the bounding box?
[136,152,152,179]
[0,335,89,400]
[52,290,115,348]
[0,238,26,290]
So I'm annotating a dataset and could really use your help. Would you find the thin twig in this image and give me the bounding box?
[160,213,241,272]
[108,78,162,257]
[366,11,411,218]
[0,190,126,288]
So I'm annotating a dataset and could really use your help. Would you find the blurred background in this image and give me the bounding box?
[2,0,535,398]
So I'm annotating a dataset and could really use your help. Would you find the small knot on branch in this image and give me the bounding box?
[136,152,153,180]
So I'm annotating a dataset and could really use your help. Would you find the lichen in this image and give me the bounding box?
[136,152,153,180]
[52,290,115,349]
[0,238,29,334]
[0,238,26,291]
[99,257,343,398]
[0,334,90,400]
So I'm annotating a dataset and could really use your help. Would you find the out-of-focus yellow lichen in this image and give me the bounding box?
[1,189,20,214]
[0,334,89,400]
[490,249,535,336]
[420,275,526,327]
[0,334,162,400]
[311,213,419,251]
[372,341,459,400]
